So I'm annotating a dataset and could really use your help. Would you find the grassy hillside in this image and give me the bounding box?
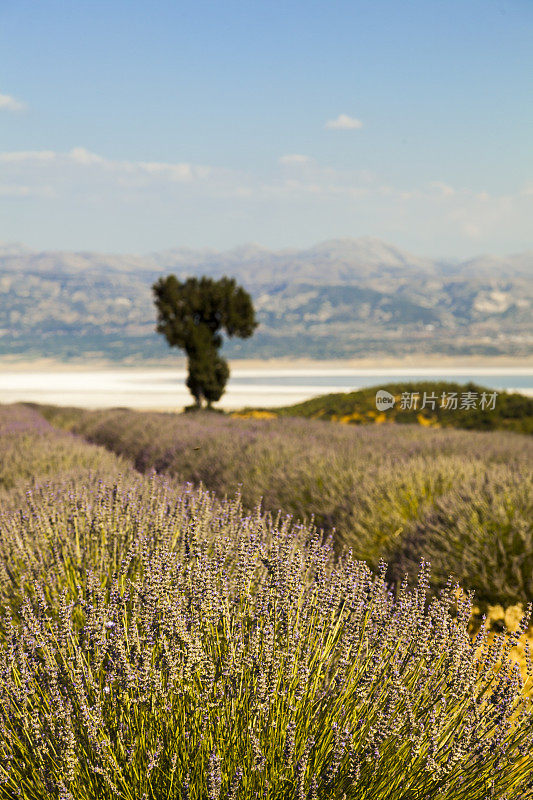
[233,381,533,434]
[0,403,532,799]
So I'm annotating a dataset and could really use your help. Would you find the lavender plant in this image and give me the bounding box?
[0,476,533,799]
[0,405,533,798]
[0,405,128,496]
[36,404,533,607]
[390,466,533,608]
[0,474,241,621]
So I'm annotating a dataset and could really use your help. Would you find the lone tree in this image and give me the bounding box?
[152,275,258,408]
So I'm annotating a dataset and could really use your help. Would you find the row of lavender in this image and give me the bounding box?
[0,404,532,799]
[39,404,533,610]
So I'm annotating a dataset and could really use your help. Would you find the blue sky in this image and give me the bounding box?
[1,0,532,257]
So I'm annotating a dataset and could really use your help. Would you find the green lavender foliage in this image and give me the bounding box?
[390,465,533,607]
[0,404,128,505]
[1,475,533,800]
[0,404,532,799]
[35,403,533,607]
[0,473,253,625]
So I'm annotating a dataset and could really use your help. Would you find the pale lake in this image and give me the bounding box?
[1,366,532,410]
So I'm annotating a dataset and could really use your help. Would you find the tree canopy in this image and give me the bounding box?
[152,275,258,408]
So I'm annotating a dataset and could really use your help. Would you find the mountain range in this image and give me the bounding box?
[0,238,531,362]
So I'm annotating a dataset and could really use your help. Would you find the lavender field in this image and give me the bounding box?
[39,403,533,609]
[0,403,532,799]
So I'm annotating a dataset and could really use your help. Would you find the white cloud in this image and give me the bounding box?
[1,145,532,255]
[0,185,33,197]
[279,154,312,165]
[0,184,55,198]
[325,113,363,130]
[137,161,212,181]
[0,150,56,163]
[0,147,213,183]
[0,146,233,206]
[0,93,26,112]
[462,223,482,239]
[68,147,106,166]
[430,181,455,197]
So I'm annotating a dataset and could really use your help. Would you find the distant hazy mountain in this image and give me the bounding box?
[148,238,439,284]
[0,238,531,362]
